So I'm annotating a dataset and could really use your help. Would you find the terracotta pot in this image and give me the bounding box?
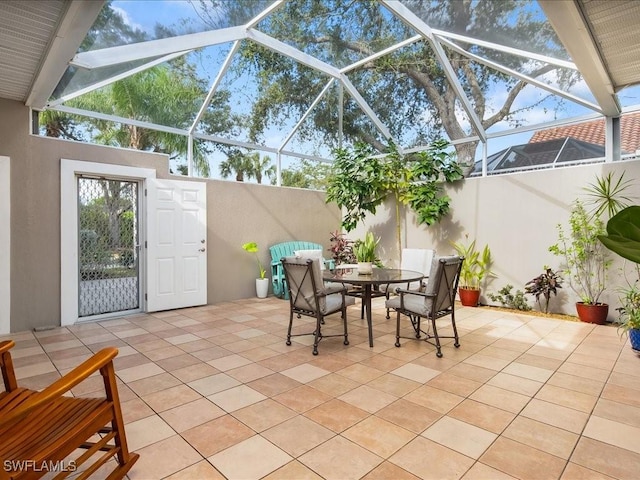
[459,287,481,307]
[575,302,608,324]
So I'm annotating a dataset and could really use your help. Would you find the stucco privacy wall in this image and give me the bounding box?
[354,159,640,318]
[0,98,340,332]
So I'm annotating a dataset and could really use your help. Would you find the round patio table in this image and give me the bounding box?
[323,268,424,348]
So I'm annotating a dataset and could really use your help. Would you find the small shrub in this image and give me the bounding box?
[488,285,531,311]
[525,267,563,313]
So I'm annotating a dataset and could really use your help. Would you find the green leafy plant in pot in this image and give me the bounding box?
[242,242,268,298]
[451,234,494,307]
[353,231,380,275]
[549,200,611,324]
[598,205,640,350]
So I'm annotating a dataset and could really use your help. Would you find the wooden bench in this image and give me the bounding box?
[0,340,139,479]
[269,241,334,299]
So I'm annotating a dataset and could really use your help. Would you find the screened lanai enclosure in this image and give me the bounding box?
[23,0,640,183]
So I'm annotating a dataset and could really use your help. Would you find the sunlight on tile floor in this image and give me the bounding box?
[3,297,640,479]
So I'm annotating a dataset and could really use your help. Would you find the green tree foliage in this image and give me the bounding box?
[201,0,572,173]
[326,140,462,254]
[275,160,332,190]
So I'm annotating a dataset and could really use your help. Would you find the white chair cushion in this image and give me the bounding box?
[295,249,325,269]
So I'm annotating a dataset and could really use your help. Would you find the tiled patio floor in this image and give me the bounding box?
[4,297,640,479]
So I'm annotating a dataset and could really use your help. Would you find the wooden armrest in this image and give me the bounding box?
[0,340,15,354]
[0,347,119,428]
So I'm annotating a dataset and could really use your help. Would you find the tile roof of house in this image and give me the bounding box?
[529,111,640,153]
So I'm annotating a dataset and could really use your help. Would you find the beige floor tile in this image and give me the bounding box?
[182,415,254,457]
[592,398,640,429]
[503,416,579,459]
[560,462,617,479]
[366,372,421,397]
[583,415,640,454]
[338,384,398,413]
[486,371,543,396]
[171,362,219,383]
[558,361,611,382]
[209,435,292,479]
[299,435,382,480]
[447,399,516,434]
[535,383,598,413]
[226,362,275,383]
[469,384,531,414]
[116,362,165,383]
[207,353,253,371]
[375,398,442,434]
[142,384,202,412]
[501,361,554,382]
[163,460,225,479]
[121,397,155,424]
[426,371,483,397]
[547,371,605,396]
[281,363,331,383]
[343,415,415,458]
[461,462,517,479]
[446,363,497,383]
[390,363,442,383]
[515,352,564,370]
[337,363,386,383]
[207,384,267,412]
[126,415,175,451]
[521,399,590,434]
[262,415,335,457]
[304,398,369,433]
[127,372,181,396]
[361,461,421,480]
[187,372,241,396]
[160,397,225,432]
[128,435,202,480]
[570,437,640,479]
[390,436,474,480]
[422,416,497,459]
[14,361,57,379]
[601,382,640,408]
[273,384,332,413]
[248,372,302,397]
[233,398,297,432]
[463,353,512,371]
[308,371,360,396]
[404,385,464,414]
[480,436,566,480]
[263,460,324,480]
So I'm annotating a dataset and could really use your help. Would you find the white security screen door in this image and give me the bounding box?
[146,178,207,312]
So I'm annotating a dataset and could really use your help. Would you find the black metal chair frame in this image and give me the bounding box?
[391,256,463,357]
[282,257,350,355]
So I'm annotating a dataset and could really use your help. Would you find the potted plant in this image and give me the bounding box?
[549,200,611,323]
[353,231,380,275]
[451,234,494,306]
[524,266,563,314]
[328,230,356,265]
[242,242,268,298]
[598,205,640,350]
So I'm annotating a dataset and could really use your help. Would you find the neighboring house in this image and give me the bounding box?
[474,111,640,175]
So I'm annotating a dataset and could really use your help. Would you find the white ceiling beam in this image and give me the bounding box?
[26,0,105,108]
[439,36,601,113]
[245,0,285,28]
[48,51,189,107]
[247,29,342,77]
[539,0,621,116]
[341,35,422,73]
[431,29,577,70]
[381,0,487,142]
[341,75,394,141]
[72,26,247,69]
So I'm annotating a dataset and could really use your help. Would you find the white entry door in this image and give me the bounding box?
[146,178,207,312]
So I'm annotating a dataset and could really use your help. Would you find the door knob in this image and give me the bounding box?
[199,248,206,252]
